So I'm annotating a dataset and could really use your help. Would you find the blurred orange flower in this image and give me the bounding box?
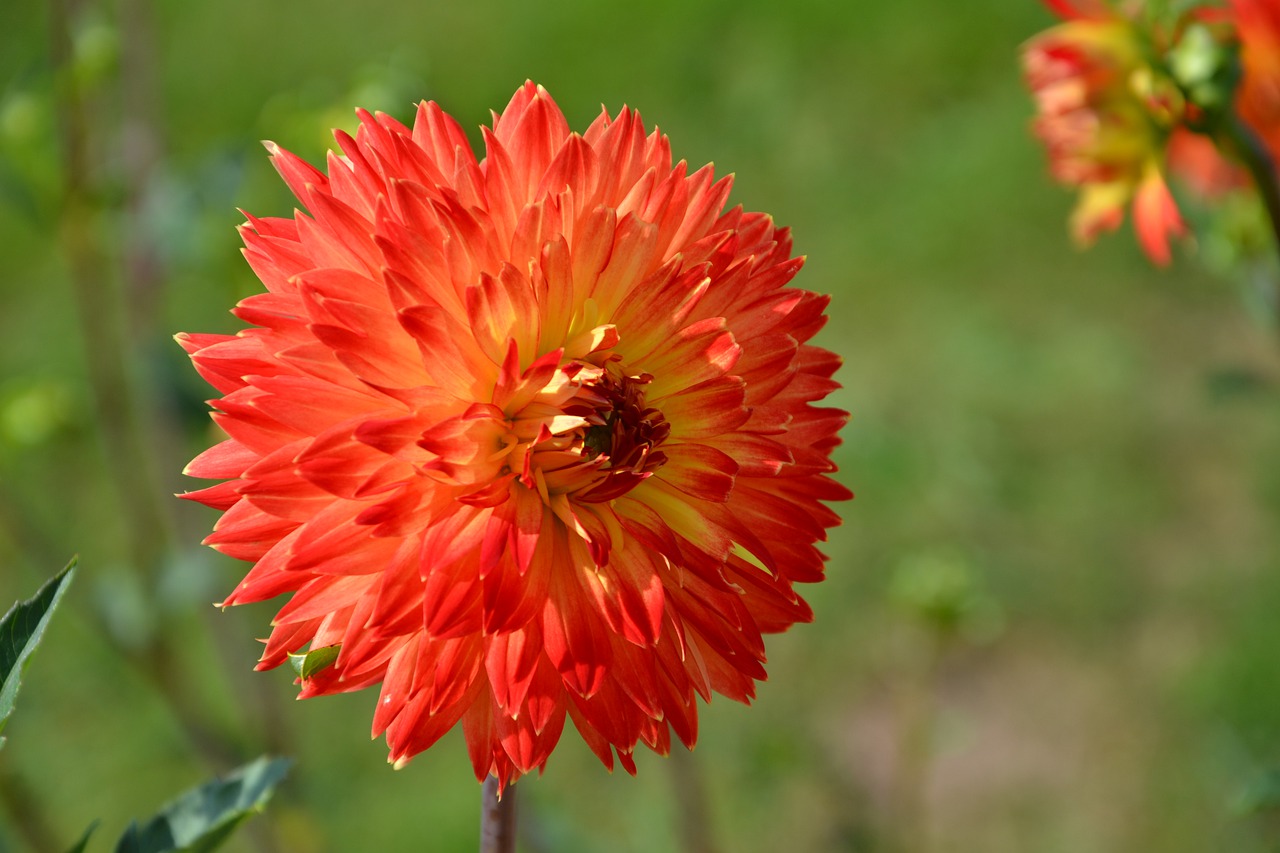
[1165,128,1247,199]
[1231,0,1280,161]
[179,82,850,790]
[1023,3,1188,264]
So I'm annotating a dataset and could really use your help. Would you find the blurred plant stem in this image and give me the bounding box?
[0,488,63,573]
[50,0,210,747]
[667,746,722,853]
[0,768,62,853]
[1226,112,1280,269]
[889,630,942,853]
[48,4,286,850]
[480,777,517,853]
[118,0,166,332]
[50,0,172,582]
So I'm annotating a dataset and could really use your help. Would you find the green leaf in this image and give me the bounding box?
[0,558,76,748]
[65,820,99,853]
[288,644,339,680]
[113,756,291,853]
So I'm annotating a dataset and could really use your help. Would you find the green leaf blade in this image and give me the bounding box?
[65,820,99,853]
[113,755,292,853]
[0,558,77,747]
[287,644,339,680]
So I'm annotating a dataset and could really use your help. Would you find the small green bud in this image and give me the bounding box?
[888,551,1004,643]
[1168,22,1241,116]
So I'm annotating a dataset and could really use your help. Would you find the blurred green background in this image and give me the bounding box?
[3,0,1280,851]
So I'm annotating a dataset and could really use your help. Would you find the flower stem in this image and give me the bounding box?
[668,747,721,853]
[890,628,943,853]
[49,0,174,585]
[0,768,61,853]
[480,777,517,853]
[47,12,286,851]
[1225,112,1280,266]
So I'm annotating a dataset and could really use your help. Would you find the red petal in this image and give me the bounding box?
[1133,168,1185,266]
[183,439,257,480]
[636,318,742,400]
[655,442,739,503]
[372,636,420,738]
[542,533,611,697]
[654,375,749,439]
[485,628,542,714]
[179,481,241,511]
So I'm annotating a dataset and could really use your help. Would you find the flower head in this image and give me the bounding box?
[1022,2,1189,263]
[179,82,850,790]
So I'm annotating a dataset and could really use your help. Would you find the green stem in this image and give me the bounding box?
[668,747,721,853]
[480,777,518,853]
[48,0,271,809]
[119,0,167,334]
[49,0,173,589]
[1225,112,1280,266]
[0,768,61,853]
[891,628,943,853]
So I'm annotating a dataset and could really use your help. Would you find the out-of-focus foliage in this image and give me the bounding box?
[112,757,291,853]
[0,566,282,853]
[2,1,1280,851]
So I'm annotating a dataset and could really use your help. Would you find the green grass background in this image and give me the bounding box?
[3,0,1280,850]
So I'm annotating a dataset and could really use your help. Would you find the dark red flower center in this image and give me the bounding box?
[573,371,669,503]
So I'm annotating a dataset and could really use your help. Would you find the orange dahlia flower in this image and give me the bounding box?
[1023,2,1188,264]
[179,82,849,789]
